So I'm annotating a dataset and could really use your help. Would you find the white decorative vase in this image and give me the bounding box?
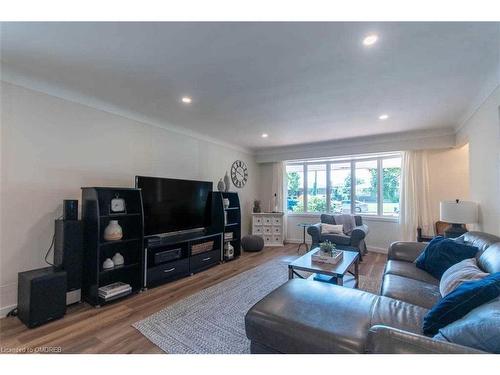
[104,220,123,241]
[223,171,230,192]
[217,178,225,192]
[112,252,124,266]
[103,258,114,269]
[223,198,230,209]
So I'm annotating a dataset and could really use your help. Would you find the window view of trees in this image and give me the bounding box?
[382,157,401,216]
[355,160,378,215]
[330,162,352,213]
[286,164,304,213]
[306,164,326,212]
[286,155,401,216]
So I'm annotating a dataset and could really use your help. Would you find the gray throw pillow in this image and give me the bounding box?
[439,258,488,297]
[434,297,500,353]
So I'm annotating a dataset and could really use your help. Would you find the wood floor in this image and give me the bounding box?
[0,244,386,354]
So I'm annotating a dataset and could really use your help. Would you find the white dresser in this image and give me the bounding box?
[252,212,284,246]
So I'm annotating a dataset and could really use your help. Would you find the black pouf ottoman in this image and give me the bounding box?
[241,235,265,252]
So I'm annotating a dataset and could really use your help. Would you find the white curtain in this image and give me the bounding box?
[271,161,287,240]
[400,150,433,241]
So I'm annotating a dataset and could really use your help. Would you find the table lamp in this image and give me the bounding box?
[439,199,477,238]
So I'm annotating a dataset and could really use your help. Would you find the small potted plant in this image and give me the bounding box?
[319,240,336,257]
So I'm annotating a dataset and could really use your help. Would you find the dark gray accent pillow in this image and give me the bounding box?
[434,297,500,353]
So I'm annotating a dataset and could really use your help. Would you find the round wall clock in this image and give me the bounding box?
[231,160,248,188]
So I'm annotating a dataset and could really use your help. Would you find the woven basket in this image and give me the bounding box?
[191,240,215,255]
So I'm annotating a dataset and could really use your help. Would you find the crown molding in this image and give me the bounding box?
[1,65,254,156]
[454,76,500,136]
[455,24,500,134]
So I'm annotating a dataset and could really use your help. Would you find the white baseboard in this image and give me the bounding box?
[285,238,312,244]
[1,304,17,318]
[367,246,388,254]
[1,282,18,317]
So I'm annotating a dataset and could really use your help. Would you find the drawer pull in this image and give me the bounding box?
[202,257,211,262]
[163,267,175,273]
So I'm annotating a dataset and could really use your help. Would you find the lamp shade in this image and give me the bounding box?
[440,200,477,224]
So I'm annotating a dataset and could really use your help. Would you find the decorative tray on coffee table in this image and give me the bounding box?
[311,249,344,265]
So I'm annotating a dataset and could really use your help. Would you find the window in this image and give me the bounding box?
[307,164,327,213]
[330,162,351,214]
[354,159,378,215]
[382,157,401,217]
[286,164,304,213]
[286,154,401,217]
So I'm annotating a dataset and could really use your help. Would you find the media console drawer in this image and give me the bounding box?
[190,249,220,273]
[147,258,189,286]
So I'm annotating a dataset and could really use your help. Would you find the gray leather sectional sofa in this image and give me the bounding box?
[245,231,500,354]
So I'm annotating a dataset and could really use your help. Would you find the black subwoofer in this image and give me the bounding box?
[17,267,67,328]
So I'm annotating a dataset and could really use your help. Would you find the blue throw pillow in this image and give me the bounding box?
[423,272,500,335]
[415,236,478,279]
[434,297,500,353]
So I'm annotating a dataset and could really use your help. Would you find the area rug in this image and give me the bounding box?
[133,260,381,354]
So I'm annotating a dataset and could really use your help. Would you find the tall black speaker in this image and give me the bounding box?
[54,219,83,304]
[18,267,67,328]
[63,199,78,220]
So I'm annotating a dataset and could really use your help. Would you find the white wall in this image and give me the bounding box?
[0,82,259,315]
[426,144,471,227]
[456,85,500,235]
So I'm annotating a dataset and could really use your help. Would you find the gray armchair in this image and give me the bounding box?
[307,214,369,259]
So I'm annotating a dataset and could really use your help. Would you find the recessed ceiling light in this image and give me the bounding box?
[261,133,269,138]
[363,34,378,46]
[181,96,192,104]
[378,114,389,120]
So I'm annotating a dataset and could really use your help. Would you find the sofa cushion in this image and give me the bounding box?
[477,243,500,274]
[434,297,500,353]
[320,233,351,246]
[381,274,441,309]
[415,236,478,279]
[385,260,439,285]
[459,231,500,252]
[439,258,488,297]
[320,214,361,232]
[423,272,500,335]
[320,214,337,225]
[370,296,429,334]
[245,279,379,353]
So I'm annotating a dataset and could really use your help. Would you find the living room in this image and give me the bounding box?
[1,1,500,372]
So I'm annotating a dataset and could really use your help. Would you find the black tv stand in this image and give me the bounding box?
[144,231,223,288]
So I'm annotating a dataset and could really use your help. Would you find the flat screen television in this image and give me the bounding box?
[136,176,213,236]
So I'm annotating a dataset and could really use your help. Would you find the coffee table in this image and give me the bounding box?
[288,248,360,287]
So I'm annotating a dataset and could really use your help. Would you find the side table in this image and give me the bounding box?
[296,223,310,254]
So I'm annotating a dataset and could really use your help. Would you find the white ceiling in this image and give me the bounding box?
[1,22,499,151]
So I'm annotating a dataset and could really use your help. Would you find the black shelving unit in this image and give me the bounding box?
[221,192,241,260]
[81,187,144,307]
